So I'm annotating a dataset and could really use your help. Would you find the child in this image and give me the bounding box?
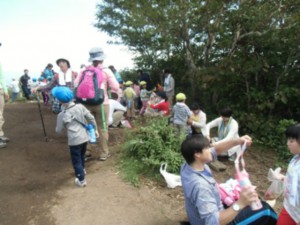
[172,93,192,136]
[139,81,151,115]
[123,81,136,120]
[265,124,300,225]
[53,86,99,187]
[187,103,207,136]
[180,134,277,225]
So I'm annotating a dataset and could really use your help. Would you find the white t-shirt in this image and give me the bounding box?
[10,80,20,93]
[108,99,127,125]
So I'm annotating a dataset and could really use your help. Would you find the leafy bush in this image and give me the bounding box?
[120,117,185,186]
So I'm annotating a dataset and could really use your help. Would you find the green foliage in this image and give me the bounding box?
[120,117,185,186]
[96,1,300,164]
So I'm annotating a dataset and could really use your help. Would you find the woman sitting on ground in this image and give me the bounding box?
[148,91,170,116]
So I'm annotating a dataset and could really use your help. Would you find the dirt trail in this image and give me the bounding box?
[0,103,186,225]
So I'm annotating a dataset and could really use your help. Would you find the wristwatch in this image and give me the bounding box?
[232,203,240,212]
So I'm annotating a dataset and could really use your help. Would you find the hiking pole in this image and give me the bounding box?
[36,93,48,142]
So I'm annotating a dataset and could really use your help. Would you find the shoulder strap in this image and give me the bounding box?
[65,104,86,128]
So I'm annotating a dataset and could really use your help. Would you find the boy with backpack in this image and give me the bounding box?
[53,86,99,187]
[74,47,119,161]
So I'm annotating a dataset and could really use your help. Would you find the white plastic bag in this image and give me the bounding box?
[265,167,284,199]
[160,163,182,188]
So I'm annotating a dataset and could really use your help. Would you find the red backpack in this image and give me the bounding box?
[75,66,105,105]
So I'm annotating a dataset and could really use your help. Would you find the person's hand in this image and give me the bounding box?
[238,135,252,146]
[95,130,100,138]
[264,191,277,201]
[237,186,258,209]
[187,118,193,125]
[32,88,38,94]
[104,131,109,141]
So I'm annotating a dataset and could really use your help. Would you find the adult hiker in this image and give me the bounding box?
[74,47,119,161]
[0,43,10,148]
[20,69,31,100]
[163,69,175,108]
[205,106,240,161]
[33,58,77,113]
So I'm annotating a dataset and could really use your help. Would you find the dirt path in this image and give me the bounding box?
[0,103,186,225]
[0,102,283,225]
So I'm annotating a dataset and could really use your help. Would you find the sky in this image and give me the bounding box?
[0,0,134,83]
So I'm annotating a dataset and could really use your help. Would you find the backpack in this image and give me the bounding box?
[75,66,105,105]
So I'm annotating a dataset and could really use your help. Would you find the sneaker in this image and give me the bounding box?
[0,142,7,149]
[0,136,9,143]
[84,154,93,161]
[98,153,111,161]
[74,178,87,187]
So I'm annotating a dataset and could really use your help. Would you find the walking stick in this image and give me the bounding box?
[36,93,48,142]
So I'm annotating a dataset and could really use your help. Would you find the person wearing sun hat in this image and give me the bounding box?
[33,57,77,114]
[123,80,136,120]
[53,86,99,187]
[172,92,192,136]
[74,47,119,161]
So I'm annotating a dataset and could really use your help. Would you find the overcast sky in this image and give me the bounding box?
[0,0,134,82]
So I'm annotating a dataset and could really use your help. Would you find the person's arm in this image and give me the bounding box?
[82,105,99,138]
[191,112,207,129]
[55,112,65,133]
[219,185,258,225]
[212,135,252,155]
[0,64,8,98]
[104,68,119,92]
[150,102,163,110]
[36,74,57,92]
[205,117,221,138]
[114,101,127,112]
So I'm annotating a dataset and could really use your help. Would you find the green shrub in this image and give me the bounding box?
[120,117,185,186]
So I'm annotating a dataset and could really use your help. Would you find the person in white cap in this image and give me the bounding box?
[74,47,119,161]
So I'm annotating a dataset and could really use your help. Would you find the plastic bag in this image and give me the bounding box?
[217,178,241,206]
[265,167,284,199]
[160,163,182,188]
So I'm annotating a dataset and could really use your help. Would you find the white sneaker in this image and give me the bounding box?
[74,178,87,187]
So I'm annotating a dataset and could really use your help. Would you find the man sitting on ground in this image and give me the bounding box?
[108,93,127,128]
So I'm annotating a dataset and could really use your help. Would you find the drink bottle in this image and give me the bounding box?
[86,124,97,144]
[236,169,262,210]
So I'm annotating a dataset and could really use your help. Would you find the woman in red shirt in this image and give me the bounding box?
[149,91,170,116]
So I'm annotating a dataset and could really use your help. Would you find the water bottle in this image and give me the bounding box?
[86,124,97,144]
[236,170,262,210]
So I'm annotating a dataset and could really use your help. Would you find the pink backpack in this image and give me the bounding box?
[75,66,105,105]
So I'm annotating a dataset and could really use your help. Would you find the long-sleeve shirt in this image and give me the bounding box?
[56,102,96,146]
[108,99,127,125]
[0,63,8,94]
[283,154,300,223]
[190,111,207,135]
[173,102,192,125]
[205,117,239,143]
[150,100,170,116]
